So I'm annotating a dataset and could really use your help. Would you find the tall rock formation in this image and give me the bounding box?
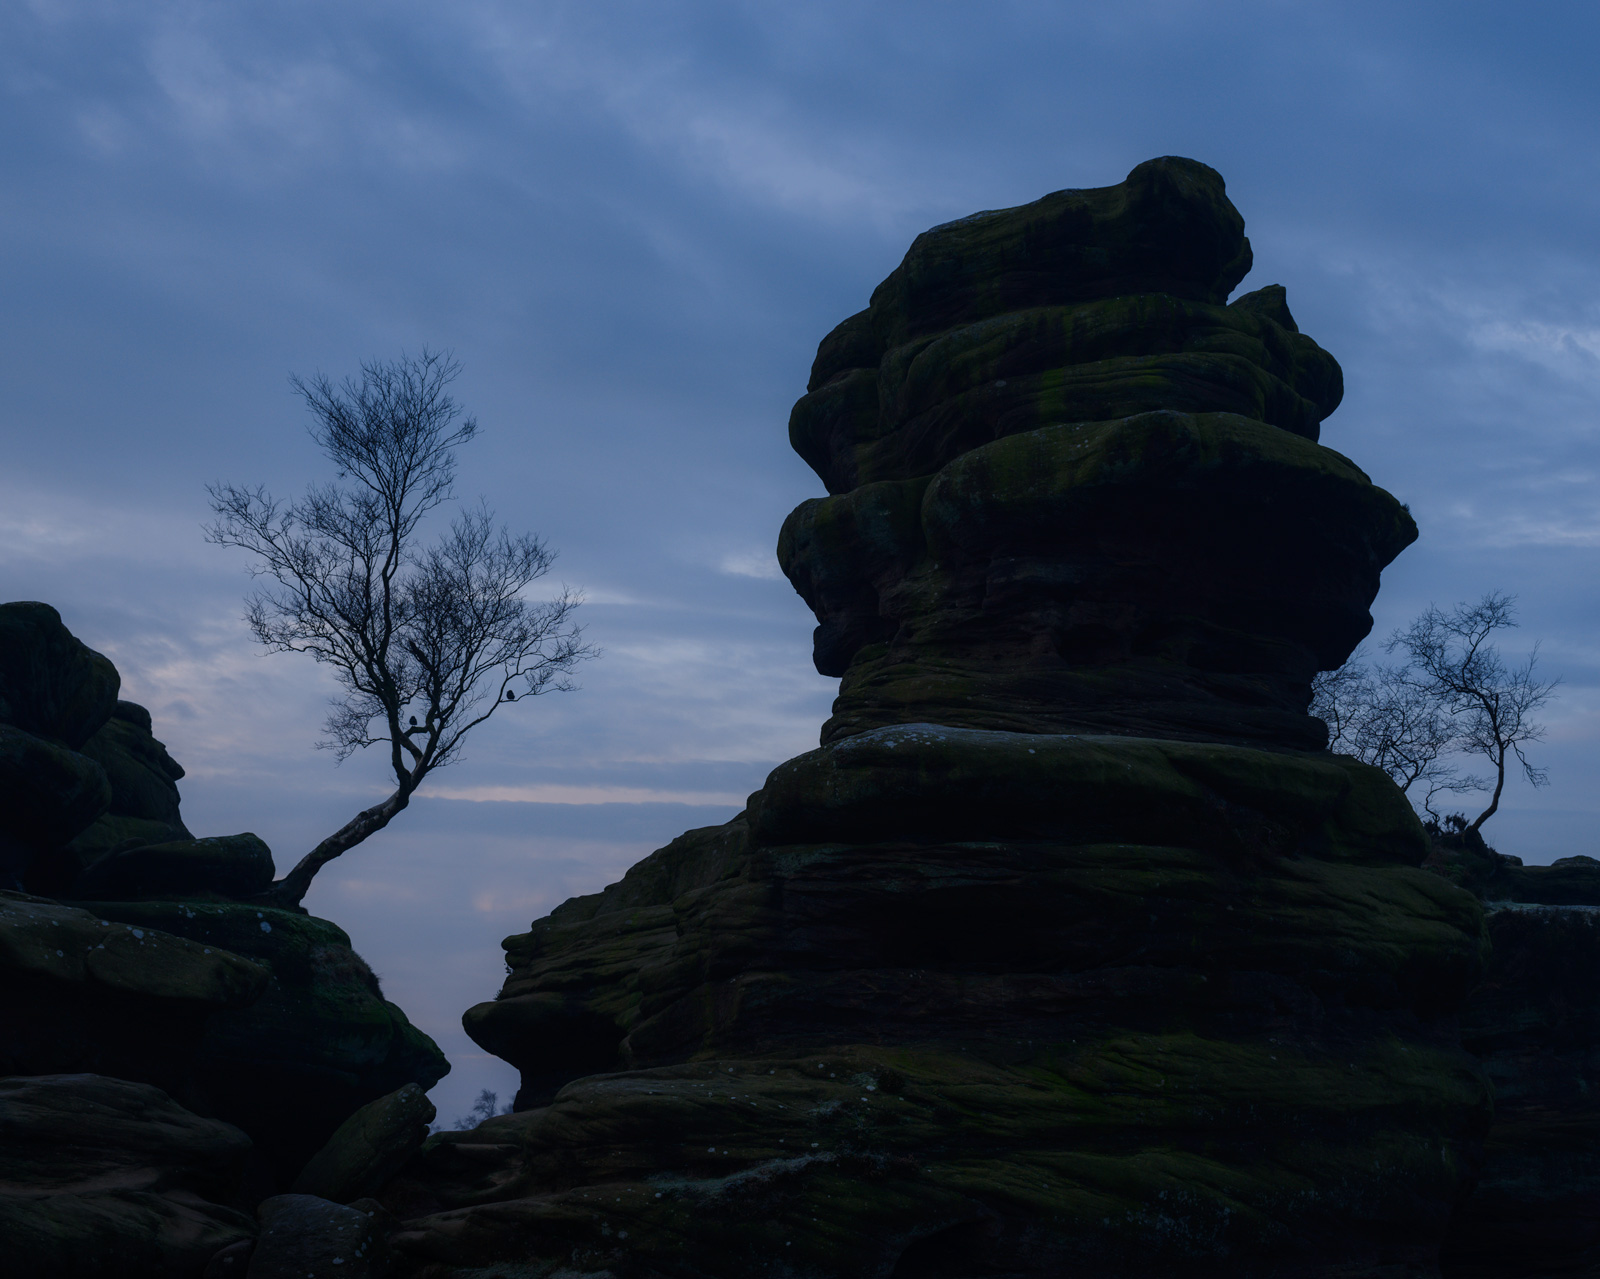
[391,159,1490,1278]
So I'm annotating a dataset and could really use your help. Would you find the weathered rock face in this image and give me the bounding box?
[65,699,195,869]
[248,1194,387,1279]
[779,160,1413,753]
[377,159,1489,1278]
[79,899,449,1187]
[0,601,450,1217]
[0,1073,256,1279]
[293,1084,437,1205]
[0,721,112,887]
[1423,834,1600,1277]
[0,603,120,888]
[76,833,275,901]
[0,601,120,749]
[0,890,268,1104]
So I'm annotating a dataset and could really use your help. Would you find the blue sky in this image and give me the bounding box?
[4,0,1599,1119]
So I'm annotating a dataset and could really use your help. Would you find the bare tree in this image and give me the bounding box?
[206,350,594,908]
[1389,592,1558,833]
[1315,592,1558,832]
[1312,653,1484,820]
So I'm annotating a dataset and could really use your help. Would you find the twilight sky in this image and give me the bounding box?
[4,0,1599,1120]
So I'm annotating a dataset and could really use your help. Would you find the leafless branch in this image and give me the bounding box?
[1314,591,1558,833]
[206,350,594,906]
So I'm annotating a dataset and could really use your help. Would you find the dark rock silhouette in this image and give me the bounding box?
[0,601,448,1273]
[79,898,448,1186]
[65,699,194,865]
[1424,831,1600,1277]
[0,890,268,1100]
[74,832,274,900]
[0,720,112,887]
[0,1073,256,1278]
[0,605,123,888]
[380,160,1492,1278]
[0,601,120,748]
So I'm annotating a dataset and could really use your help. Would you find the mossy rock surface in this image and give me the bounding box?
[775,163,1410,753]
[0,890,267,1106]
[79,899,449,1188]
[430,733,1489,1277]
[0,1073,254,1279]
[390,1041,1485,1277]
[73,832,275,900]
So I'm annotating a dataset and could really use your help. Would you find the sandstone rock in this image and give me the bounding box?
[0,721,111,887]
[0,890,268,1100]
[0,1073,255,1279]
[65,700,193,867]
[777,159,1411,752]
[78,899,449,1187]
[204,1238,255,1276]
[0,600,119,747]
[292,1083,436,1204]
[1438,903,1600,1278]
[1421,832,1600,1277]
[0,606,449,1234]
[392,160,1484,1276]
[434,731,1488,1276]
[1427,827,1600,906]
[247,1194,382,1278]
[856,155,1255,352]
[75,832,275,901]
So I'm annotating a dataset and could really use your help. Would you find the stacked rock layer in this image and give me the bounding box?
[779,158,1408,751]
[0,601,449,1274]
[396,159,1491,1278]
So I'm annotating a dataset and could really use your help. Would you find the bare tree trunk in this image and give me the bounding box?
[1469,746,1507,834]
[256,787,413,909]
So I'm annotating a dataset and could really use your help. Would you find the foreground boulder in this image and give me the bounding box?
[0,886,445,1195]
[248,1194,386,1279]
[294,1084,437,1205]
[0,890,268,1103]
[0,1073,255,1279]
[81,899,449,1187]
[383,159,1490,1277]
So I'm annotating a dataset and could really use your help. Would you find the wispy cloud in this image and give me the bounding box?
[719,548,782,579]
[427,781,748,806]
